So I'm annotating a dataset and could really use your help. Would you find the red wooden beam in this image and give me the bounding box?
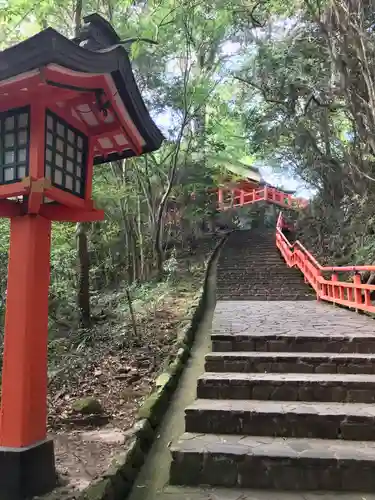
[0,79,77,113]
[0,180,30,200]
[65,95,120,134]
[44,66,143,155]
[0,199,23,217]
[44,185,88,210]
[39,204,104,222]
[47,104,89,135]
[27,178,47,215]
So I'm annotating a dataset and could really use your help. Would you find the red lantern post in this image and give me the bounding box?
[0,14,163,499]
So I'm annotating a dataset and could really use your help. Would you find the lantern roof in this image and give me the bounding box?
[0,13,164,164]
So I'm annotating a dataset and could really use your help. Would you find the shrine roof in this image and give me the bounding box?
[221,163,262,184]
[0,14,164,164]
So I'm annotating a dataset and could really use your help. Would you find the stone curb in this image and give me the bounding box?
[77,234,229,500]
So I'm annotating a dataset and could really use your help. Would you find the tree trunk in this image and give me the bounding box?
[154,196,167,278]
[154,131,186,279]
[74,0,82,38]
[76,222,91,328]
[74,1,90,329]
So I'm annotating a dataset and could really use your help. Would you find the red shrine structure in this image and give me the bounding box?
[216,163,307,211]
[0,14,163,499]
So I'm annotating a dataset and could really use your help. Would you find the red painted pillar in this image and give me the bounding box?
[0,215,52,447]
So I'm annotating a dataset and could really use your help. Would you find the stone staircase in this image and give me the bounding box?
[169,228,375,493]
[216,229,314,300]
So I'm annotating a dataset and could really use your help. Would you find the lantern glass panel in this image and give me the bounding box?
[18,113,28,128]
[5,116,15,131]
[66,160,74,173]
[47,115,53,130]
[54,169,63,185]
[18,130,27,145]
[18,149,26,163]
[57,123,65,137]
[5,151,15,164]
[18,166,26,178]
[4,167,15,181]
[44,110,87,197]
[5,134,15,148]
[66,175,73,190]
[0,106,30,184]
[56,154,63,168]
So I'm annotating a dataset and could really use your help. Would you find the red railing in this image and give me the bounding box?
[218,186,308,211]
[276,212,375,313]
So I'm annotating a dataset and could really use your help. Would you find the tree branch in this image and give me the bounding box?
[233,75,286,106]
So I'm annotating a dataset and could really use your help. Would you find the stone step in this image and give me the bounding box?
[217,286,309,292]
[220,256,280,260]
[217,282,308,287]
[217,271,304,276]
[218,266,303,270]
[219,253,288,258]
[216,284,312,290]
[216,275,310,280]
[217,281,307,286]
[216,295,314,302]
[185,399,375,440]
[216,289,312,297]
[219,256,284,261]
[219,250,278,255]
[220,259,272,262]
[169,433,375,491]
[219,273,304,276]
[205,351,375,374]
[197,372,375,402]
[211,332,375,353]
[216,288,312,294]
[217,278,307,284]
[155,488,375,499]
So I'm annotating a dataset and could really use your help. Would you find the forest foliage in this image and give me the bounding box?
[0,0,374,329]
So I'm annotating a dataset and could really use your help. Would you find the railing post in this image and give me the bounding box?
[276,211,281,229]
[331,273,339,301]
[264,185,268,201]
[240,190,244,206]
[353,273,363,309]
[364,289,371,308]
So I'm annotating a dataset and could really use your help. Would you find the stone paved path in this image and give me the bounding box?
[129,220,375,498]
[130,298,375,498]
[216,229,314,300]
[170,300,375,493]
[158,486,375,499]
[212,300,375,337]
